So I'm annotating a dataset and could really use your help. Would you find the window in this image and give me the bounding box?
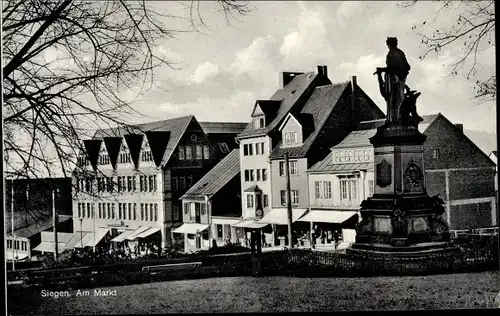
[78,203,82,218]
[280,190,286,206]
[324,181,332,199]
[348,151,353,162]
[187,175,193,187]
[279,161,298,176]
[142,151,153,162]
[244,170,250,182]
[432,148,440,159]
[334,152,339,163]
[218,143,229,154]
[15,240,20,250]
[178,146,185,160]
[87,203,91,218]
[7,240,12,249]
[291,190,299,205]
[255,143,261,155]
[243,144,249,156]
[368,180,374,197]
[363,150,369,161]
[216,224,223,240]
[150,203,154,221]
[140,176,144,191]
[263,194,268,207]
[259,118,265,128]
[179,177,185,189]
[132,176,136,191]
[203,145,210,159]
[127,176,132,192]
[154,204,158,221]
[107,203,111,219]
[172,177,178,191]
[340,177,358,202]
[354,151,360,162]
[248,144,253,155]
[107,177,114,192]
[260,143,265,155]
[250,170,255,181]
[128,203,132,220]
[185,146,192,159]
[196,145,202,160]
[133,204,137,220]
[98,204,102,219]
[143,175,148,192]
[314,181,322,199]
[148,176,154,192]
[145,204,149,221]
[246,194,254,208]
[119,203,122,220]
[173,204,180,221]
[284,131,298,145]
[256,169,261,181]
[262,169,268,181]
[141,204,144,221]
[112,204,115,219]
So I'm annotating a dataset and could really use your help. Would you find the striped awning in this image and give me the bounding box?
[125,226,151,240]
[232,219,268,229]
[135,227,161,238]
[64,232,88,250]
[84,228,109,247]
[111,229,135,243]
[297,210,357,223]
[32,242,66,253]
[172,223,209,234]
[258,208,308,225]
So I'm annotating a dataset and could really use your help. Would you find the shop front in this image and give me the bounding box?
[296,209,358,248]
[258,208,309,248]
[172,223,210,252]
[231,219,268,248]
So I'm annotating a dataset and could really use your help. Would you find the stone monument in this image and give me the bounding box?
[348,37,459,258]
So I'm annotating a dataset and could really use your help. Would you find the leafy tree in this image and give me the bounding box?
[2,0,250,180]
[400,0,495,101]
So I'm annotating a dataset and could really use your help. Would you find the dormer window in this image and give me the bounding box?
[254,115,265,129]
[284,131,298,146]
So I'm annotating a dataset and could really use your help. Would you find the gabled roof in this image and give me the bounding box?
[244,184,262,192]
[237,72,319,138]
[93,115,195,166]
[334,114,437,149]
[269,82,351,159]
[198,122,247,134]
[181,149,240,199]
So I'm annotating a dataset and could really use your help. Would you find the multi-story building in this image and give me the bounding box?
[235,65,385,247]
[71,115,245,252]
[303,113,497,246]
[175,149,242,252]
[5,178,72,261]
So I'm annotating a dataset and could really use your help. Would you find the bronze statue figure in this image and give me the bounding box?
[374,37,422,127]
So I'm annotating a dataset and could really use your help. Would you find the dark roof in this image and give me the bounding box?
[334,114,438,149]
[93,115,194,166]
[198,122,247,134]
[308,157,373,173]
[237,72,318,138]
[6,216,71,238]
[181,149,240,199]
[492,151,497,157]
[269,82,350,159]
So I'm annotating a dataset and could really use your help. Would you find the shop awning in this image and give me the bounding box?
[111,229,135,243]
[259,208,308,225]
[6,252,29,261]
[172,223,209,234]
[125,226,151,240]
[75,233,95,248]
[84,228,109,247]
[211,217,242,225]
[232,219,268,229]
[32,242,67,253]
[64,232,88,250]
[136,227,161,238]
[297,210,357,223]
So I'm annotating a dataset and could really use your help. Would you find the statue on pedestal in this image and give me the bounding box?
[374,37,423,127]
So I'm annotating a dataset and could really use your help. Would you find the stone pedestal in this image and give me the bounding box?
[348,123,458,257]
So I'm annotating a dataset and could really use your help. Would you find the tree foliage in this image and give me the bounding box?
[400,0,495,101]
[2,0,250,179]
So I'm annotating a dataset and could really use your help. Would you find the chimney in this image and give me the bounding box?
[351,76,357,123]
[455,124,463,133]
[322,65,328,78]
[317,65,323,76]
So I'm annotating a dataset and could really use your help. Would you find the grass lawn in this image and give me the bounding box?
[8,272,500,314]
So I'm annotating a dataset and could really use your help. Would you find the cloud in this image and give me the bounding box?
[279,4,335,66]
[336,1,361,28]
[230,35,280,81]
[191,62,220,84]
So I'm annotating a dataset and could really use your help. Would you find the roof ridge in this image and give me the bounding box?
[161,115,196,166]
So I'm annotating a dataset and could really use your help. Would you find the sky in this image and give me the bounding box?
[117,0,495,142]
